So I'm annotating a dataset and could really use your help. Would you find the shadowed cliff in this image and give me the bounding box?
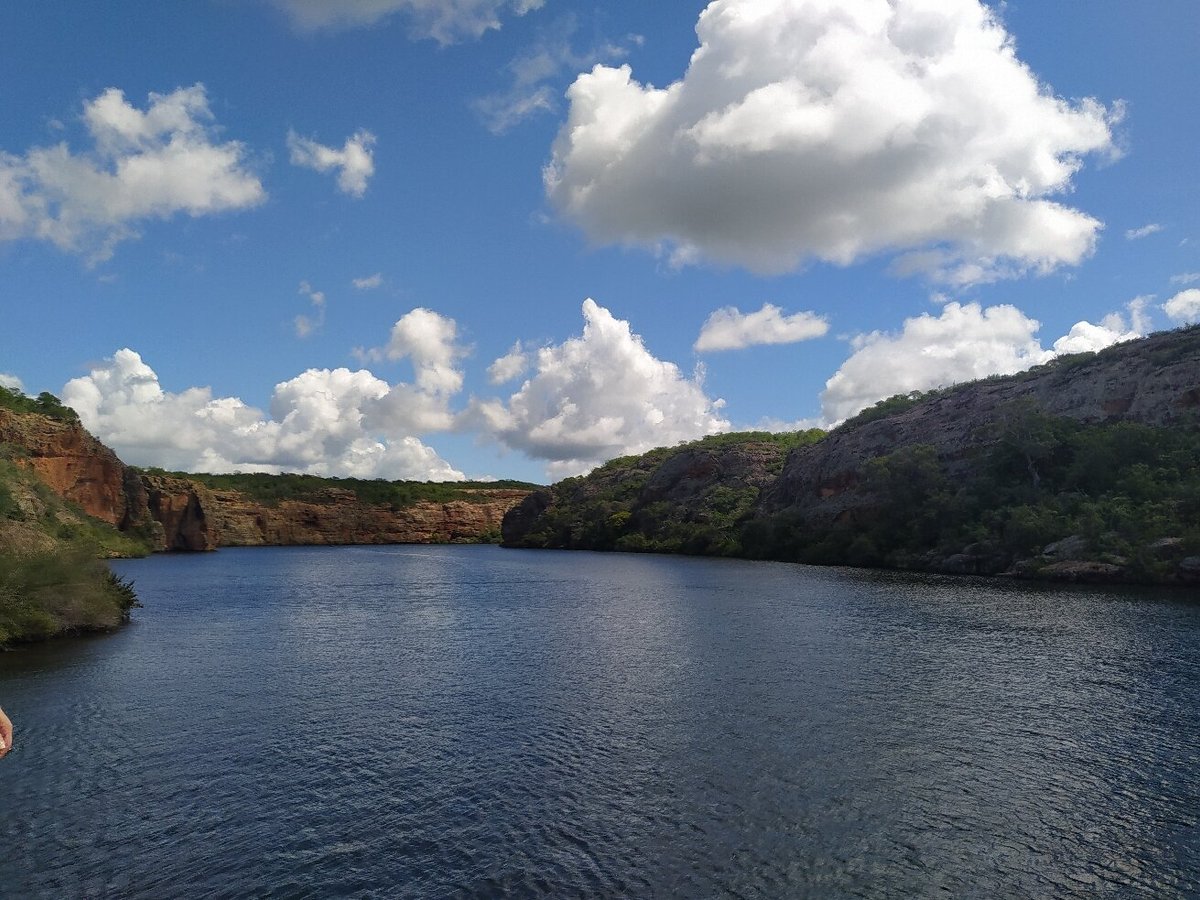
[503,326,1200,585]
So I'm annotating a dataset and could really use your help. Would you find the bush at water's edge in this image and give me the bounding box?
[0,550,140,645]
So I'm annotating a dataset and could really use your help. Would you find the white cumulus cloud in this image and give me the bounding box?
[288,129,376,197]
[820,297,1158,423]
[1052,296,1149,354]
[545,0,1116,283]
[1163,289,1200,324]
[473,17,641,134]
[821,302,1052,422]
[695,302,828,351]
[0,373,24,392]
[0,84,264,262]
[270,0,545,43]
[470,298,728,477]
[355,307,468,431]
[62,349,465,480]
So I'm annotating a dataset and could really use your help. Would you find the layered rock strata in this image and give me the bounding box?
[1,408,531,551]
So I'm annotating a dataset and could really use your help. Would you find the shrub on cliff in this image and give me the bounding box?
[0,386,80,423]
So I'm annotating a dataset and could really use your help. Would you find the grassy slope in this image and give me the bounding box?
[0,453,147,646]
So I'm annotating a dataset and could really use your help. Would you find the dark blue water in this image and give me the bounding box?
[1,546,1198,898]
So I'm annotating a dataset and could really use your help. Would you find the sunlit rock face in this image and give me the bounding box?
[0,407,145,530]
[0,407,532,552]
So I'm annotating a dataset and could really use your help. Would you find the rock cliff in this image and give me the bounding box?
[502,432,822,554]
[1,407,532,552]
[759,325,1200,526]
[0,407,150,531]
[204,486,528,547]
[503,326,1200,585]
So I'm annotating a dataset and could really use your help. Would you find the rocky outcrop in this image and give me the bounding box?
[502,326,1200,584]
[140,473,218,551]
[204,487,527,547]
[1,407,532,552]
[500,435,809,553]
[0,407,149,530]
[759,326,1200,525]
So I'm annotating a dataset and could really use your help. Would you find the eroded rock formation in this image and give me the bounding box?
[1,408,532,552]
[0,408,149,530]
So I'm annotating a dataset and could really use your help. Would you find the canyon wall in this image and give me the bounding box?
[1,408,531,552]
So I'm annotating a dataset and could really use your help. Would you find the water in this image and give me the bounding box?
[1,545,1198,898]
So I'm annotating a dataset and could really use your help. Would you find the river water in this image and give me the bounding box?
[1,545,1198,897]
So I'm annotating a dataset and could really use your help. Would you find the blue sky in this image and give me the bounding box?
[1,0,1197,482]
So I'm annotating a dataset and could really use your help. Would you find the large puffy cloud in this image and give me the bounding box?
[355,307,466,431]
[1052,319,1138,355]
[1163,289,1200,324]
[271,0,545,43]
[545,0,1116,282]
[695,302,828,351]
[471,299,729,477]
[62,349,464,480]
[820,299,1153,422]
[821,302,1052,422]
[0,373,23,391]
[287,129,376,197]
[0,85,263,262]
[1051,297,1148,354]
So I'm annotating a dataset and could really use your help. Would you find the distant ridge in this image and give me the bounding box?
[503,326,1200,586]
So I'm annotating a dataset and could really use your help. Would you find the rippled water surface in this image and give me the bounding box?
[2,546,1199,897]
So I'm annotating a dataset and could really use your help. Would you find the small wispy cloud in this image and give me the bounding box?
[352,273,383,290]
[473,16,642,134]
[1124,223,1163,240]
[694,303,828,352]
[1169,272,1200,286]
[295,280,326,338]
[287,129,376,197]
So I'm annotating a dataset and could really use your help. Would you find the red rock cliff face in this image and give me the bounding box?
[203,487,528,547]
[1,408,531,552]
[140,474,218,551]
[0,407,148,530]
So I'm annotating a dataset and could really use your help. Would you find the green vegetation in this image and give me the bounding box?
[0,551,139,645]
[742,409,1200,579]
[0,385,80,423]
[140,469,539,508]
[0,455,147,645]
[509,399,1200,584]
[841,390,945,428]
[509,430,825,556]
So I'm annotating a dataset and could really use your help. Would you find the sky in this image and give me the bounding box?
[1,0,1197,483]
